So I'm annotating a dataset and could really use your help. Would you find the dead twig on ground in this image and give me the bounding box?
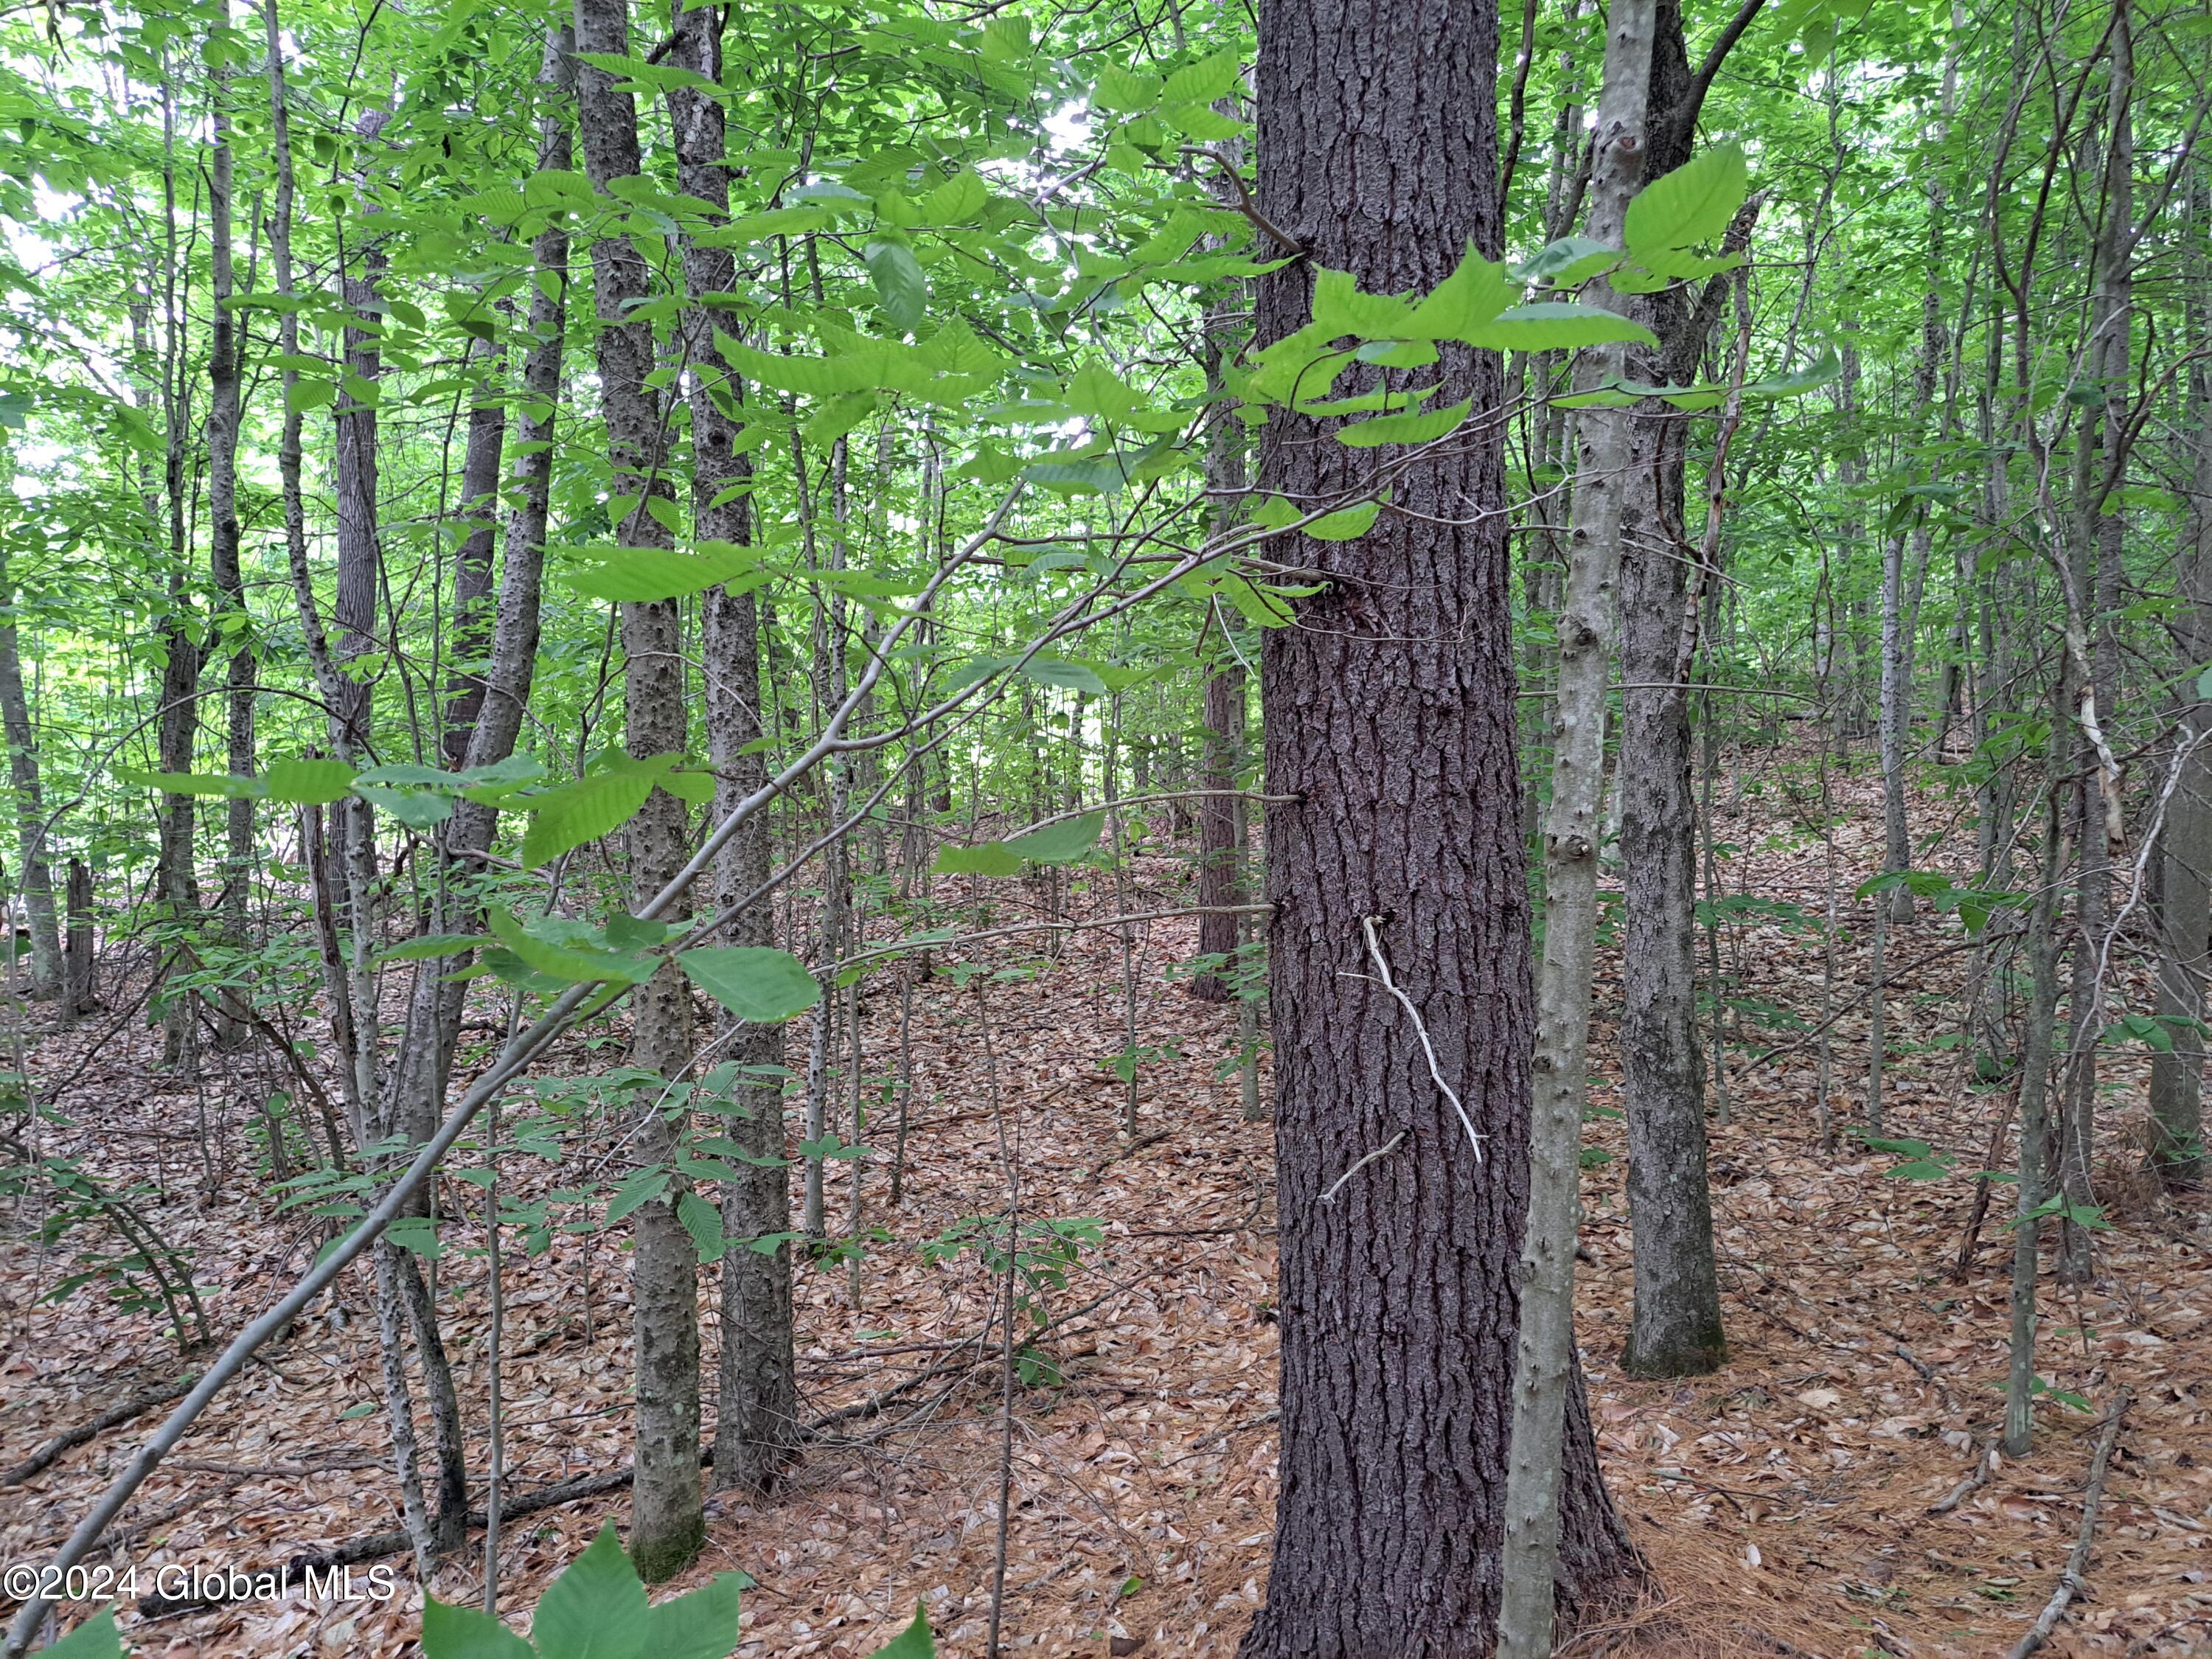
[2006,1389,2132,1659]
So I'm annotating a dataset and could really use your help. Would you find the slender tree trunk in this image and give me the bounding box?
[1500,4,1664,1651]
[64,856,95,1018]
[667,0,799,1498]
[330,106,390,1133]
[204,0,255,1048]
[1192,175,1249,1004]
[0,552,60,1000]
[439,333,508,768]
[2152,173,2211,1186]
[1877,512,1916,918]
[1608,0,1733,1382]
[2006,719,2069,1456]
[2059,13,2132,1283]
[574,0,703,1578]
[385,29,568,1161]
[1192,647,1245,1001]
[150,102,202,1071]
[1242,0,1641,1647]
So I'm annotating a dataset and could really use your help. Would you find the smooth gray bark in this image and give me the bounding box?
[1501,0,1657,1649]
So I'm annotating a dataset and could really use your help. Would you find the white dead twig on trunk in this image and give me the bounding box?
[1320,1130,1408,1204]
[1360,914,1484,1163]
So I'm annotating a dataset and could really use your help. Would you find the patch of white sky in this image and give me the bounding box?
[2,16,297,499]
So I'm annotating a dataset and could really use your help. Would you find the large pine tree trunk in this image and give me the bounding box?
[668,0,799,1499]
[574,0,704,1579]
[1241,0,1641,1648]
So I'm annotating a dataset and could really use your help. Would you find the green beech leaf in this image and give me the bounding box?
[533,1523,649,1659]
[605,1168,672,1224]
[559,543,765,603]
[264,757,358,804]
[678,947,823,1023]
[1623,145,1749,260]
[866,1605,938,1659]
[422,1598,535,1659]
[1161,47,1242,105]
[41,1613,125,1659]
[375,934,484,963]
[1021,658,1111,695]
[922,170,990,223]
[353,762,467,787]
[1335,397,1471,448]
[1092,63,1161,111]
[520,767,660,869]
[1312,268,1418,339]
[644,1571,751,1659]
[933,841,1023,877]
[1516,235,1618,285]
[1740,348,1844,400]
[1460,304,1658,352]
[1304,499,1382,540]
[675,1190,726,1262]
[1004,811,1105,863]
[864,238,928,331]
[1404,242,1516,339]
[1023,459,1127,495]
[487,905,655,986]
[354,785,456,829]
[116,766,260,798]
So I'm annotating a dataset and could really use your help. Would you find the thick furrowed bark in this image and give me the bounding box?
[1242,0,1642,1649]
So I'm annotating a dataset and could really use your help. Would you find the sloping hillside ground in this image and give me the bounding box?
[5,746,2211,1658]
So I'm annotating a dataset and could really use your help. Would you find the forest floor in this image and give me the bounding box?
[5,742,2212,1658]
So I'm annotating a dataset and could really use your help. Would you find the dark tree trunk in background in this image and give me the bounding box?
[2152,172,2212,1186]
[204,3,256,1042]
[1191,189,1250,1005]
[1241,0,1641,1647]
[1192,655,1244,1001]
[386,30,569,1161]
[0,551,60,1000]
[669,0,800,1499]
[575,0,704,1580]
[64,856,96,1017]
[440,332,509,768]
[1615,0,1731,1378]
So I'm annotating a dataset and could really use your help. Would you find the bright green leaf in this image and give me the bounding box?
[1623,145,1749,259]
[422,1598,535,1659]
[1004,812,1105,863]
[532,1522,649,1659]
[678,947,823,1023]
[264,757,358,804]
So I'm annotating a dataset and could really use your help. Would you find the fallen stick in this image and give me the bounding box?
[2006,1389,2132,1659]
[131,1268,1169,1618]
[136,1465,644,1617]
[1928,1441,1996,1515]
[2,1374,199,1487]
